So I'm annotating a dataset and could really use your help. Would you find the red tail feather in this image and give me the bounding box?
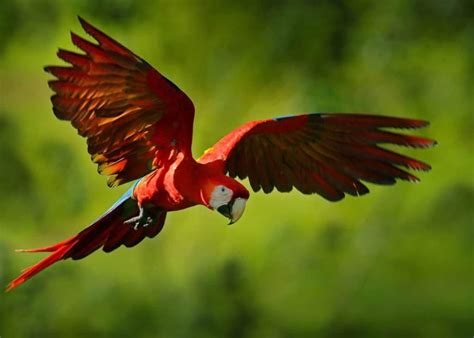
[6,238,77,292]
[7,198,166,291]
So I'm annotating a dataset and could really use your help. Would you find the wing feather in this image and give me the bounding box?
[46,17,194,187]
[199,113,435,201]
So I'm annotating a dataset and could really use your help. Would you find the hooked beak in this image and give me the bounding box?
[217,197,247,225]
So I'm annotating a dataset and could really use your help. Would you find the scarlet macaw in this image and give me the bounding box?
[7,17,436,291]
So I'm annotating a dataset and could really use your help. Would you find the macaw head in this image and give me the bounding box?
[203,177,250,224]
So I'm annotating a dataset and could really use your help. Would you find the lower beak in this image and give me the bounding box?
[217,198,247,225]
[217,203,232,220]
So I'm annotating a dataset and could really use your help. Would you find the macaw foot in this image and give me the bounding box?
[124,205,160,230]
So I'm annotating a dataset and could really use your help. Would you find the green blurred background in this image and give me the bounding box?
[0,1,472,337]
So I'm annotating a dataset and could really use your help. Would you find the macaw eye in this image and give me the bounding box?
[216,185,230,195]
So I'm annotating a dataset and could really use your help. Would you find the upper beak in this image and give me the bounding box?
[217,198,247,225]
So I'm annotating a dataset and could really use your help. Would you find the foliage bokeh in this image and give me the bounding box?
[0,1,473,337]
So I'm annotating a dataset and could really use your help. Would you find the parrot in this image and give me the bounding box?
[7,17,436,291]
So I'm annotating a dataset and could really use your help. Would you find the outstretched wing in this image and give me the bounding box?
[45,17,195,187]
[199,113,436,201]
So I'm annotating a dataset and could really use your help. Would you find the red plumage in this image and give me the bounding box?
[7,17,435,291]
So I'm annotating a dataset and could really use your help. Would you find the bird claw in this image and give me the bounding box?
[133,222,146,230]
[132,217,154,230]
[125,206,159,230]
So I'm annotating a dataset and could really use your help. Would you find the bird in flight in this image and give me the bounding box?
[7,17,436,291]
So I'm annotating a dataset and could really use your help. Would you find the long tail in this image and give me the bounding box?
[7,189,166,291]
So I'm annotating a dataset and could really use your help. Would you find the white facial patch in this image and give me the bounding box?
[210,185,233,210]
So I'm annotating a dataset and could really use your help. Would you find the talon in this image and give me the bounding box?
[125,206,144,225]
[124,216,138,225]
[126,205,160,230]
